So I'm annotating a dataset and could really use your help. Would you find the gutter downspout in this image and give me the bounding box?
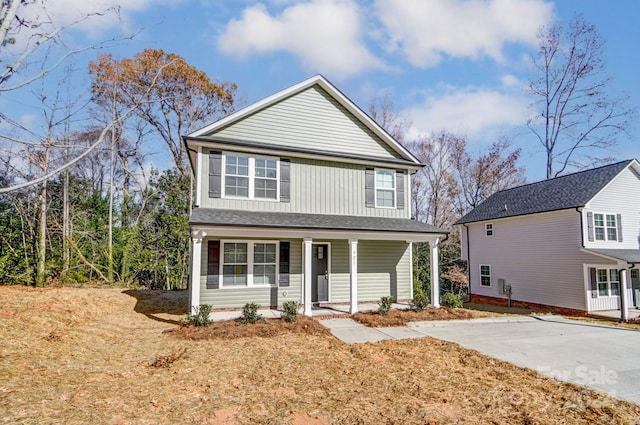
[463,223,471,303]
[576,207,585,248]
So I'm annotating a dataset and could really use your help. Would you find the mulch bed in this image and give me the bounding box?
[353,307,499,327]
[172,315,331,340]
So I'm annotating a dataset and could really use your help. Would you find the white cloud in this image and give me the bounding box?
[215,0,385,79]
[375,0,554,67]
[403,82,528,141]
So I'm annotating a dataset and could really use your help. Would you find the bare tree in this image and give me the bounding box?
[527,14,636,179]
[369,91,411,143]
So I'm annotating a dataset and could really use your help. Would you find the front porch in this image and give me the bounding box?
[588,308,640,321]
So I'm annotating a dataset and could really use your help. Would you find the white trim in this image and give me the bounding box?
[188,75,421,164]
[349,239,358,314]
[430,240,440,308]
[191,226,446,243]
[190,237,202,315]
[218,240,279,289]
[195,145,202,206]
[374,168,396,208]
[409,242,414,300]
[479,264,491,287]
[303,238,313,316]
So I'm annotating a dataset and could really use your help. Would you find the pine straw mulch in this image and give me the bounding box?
[172,315,331,340]
[353,307,502,327]
[1,286,640,425]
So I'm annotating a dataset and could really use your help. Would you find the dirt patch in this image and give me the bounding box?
[353,307,502,327]
[1,286,639,424]
[172,315,331,340]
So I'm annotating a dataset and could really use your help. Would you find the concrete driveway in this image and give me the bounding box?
[408,316,640,405]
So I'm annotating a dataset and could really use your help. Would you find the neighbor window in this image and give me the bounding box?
[594,213,617,241]
[596,268,620,297]
[223,154,278,200]
[375,169,395,207]
[221,241,278,288]
[480,265,491,287]
[485,223,493,236]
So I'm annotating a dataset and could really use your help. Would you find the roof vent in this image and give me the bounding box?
[504,204,508,211]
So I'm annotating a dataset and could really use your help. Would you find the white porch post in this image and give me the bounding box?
[190,237,202,315]
[349,239,358,314]
[430,238,440,308]
[620,268,629,322]
[303,238,313,316]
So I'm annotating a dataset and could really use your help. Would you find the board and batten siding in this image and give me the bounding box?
[467,209,616,311]
[329,240,411,302]
[210,86,401,160]
[200,152,410,219]
[583,166,640,250]
[198,238,302,309]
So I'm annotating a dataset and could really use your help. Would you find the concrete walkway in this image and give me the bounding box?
[320,315,640,405]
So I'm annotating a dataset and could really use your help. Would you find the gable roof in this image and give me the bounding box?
[183,75,422,169]
[456,159,638,225]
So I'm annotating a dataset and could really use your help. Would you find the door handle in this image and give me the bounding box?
[324,270,328,280]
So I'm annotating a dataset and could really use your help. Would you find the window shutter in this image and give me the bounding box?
[396,170,405,209]
[365,168,375,208]
[279,241,290,287]
[586,211,594,242]
[280,159,290,203]
[589,267,597,298]
[616,213,623,242]
[206,241,220,289]
[209,151,222,198]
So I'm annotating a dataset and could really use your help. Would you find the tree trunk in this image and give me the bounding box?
[61,168,69,280]
[35,145,50,287]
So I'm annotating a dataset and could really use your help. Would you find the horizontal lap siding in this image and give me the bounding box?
[584,167,640,250]
[199,238,302,309]
[468,210,614,311]
[201,154,409,218]
[327,240,350,303]
[213,87,400,160]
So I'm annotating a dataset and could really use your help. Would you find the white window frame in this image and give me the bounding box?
[485,223,493,237]
[375,168,395,208]
[593,212,617,241]
[219,240,279,288]
[222,152,280,201]
[479,264,491,287]
[595,268,621,297]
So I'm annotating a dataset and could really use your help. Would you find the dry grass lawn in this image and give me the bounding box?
[353,307,502,327]
[1,286,639,424]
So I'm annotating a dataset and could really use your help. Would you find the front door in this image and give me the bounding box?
[312,244,328,302]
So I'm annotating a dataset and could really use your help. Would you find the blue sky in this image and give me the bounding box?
[5,0,640,182]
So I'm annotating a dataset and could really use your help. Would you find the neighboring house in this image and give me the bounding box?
[183,75,448,316]
[456,159,640,318]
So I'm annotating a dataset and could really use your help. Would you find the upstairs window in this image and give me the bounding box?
[485,223,493,236]
[375,169,395,208]
[222,153,279,200]
[594,213,617,241]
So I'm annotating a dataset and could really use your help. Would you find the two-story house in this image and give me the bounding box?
[456,159,640,319]
[183,75,448,316]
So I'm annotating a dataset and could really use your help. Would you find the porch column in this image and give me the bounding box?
[303,238,313,317]
[190,237,202,315]
[349,239,358,314]
[620,268,629,322]
[430,239,440,308]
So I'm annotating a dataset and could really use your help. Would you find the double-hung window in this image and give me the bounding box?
[223,154,278,200]
[480,265,491,287]
[220,241,278,288]
[596,268,620,296]
[375,169,395,208]
[593,213,617,241]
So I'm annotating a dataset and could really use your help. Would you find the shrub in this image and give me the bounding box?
[378,296,395,316]
[441,292,464,309]
[282,301,300,323]
[187,304,212,327]
[410,290,430,312]
[237,302,265,325]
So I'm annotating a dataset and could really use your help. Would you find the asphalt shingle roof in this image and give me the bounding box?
[585,249,640,263]
[190,208,447,234]
[455,160,634,224]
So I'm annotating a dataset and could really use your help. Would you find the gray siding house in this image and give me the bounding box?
[183,75,447,316]
[456,159,640,318]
